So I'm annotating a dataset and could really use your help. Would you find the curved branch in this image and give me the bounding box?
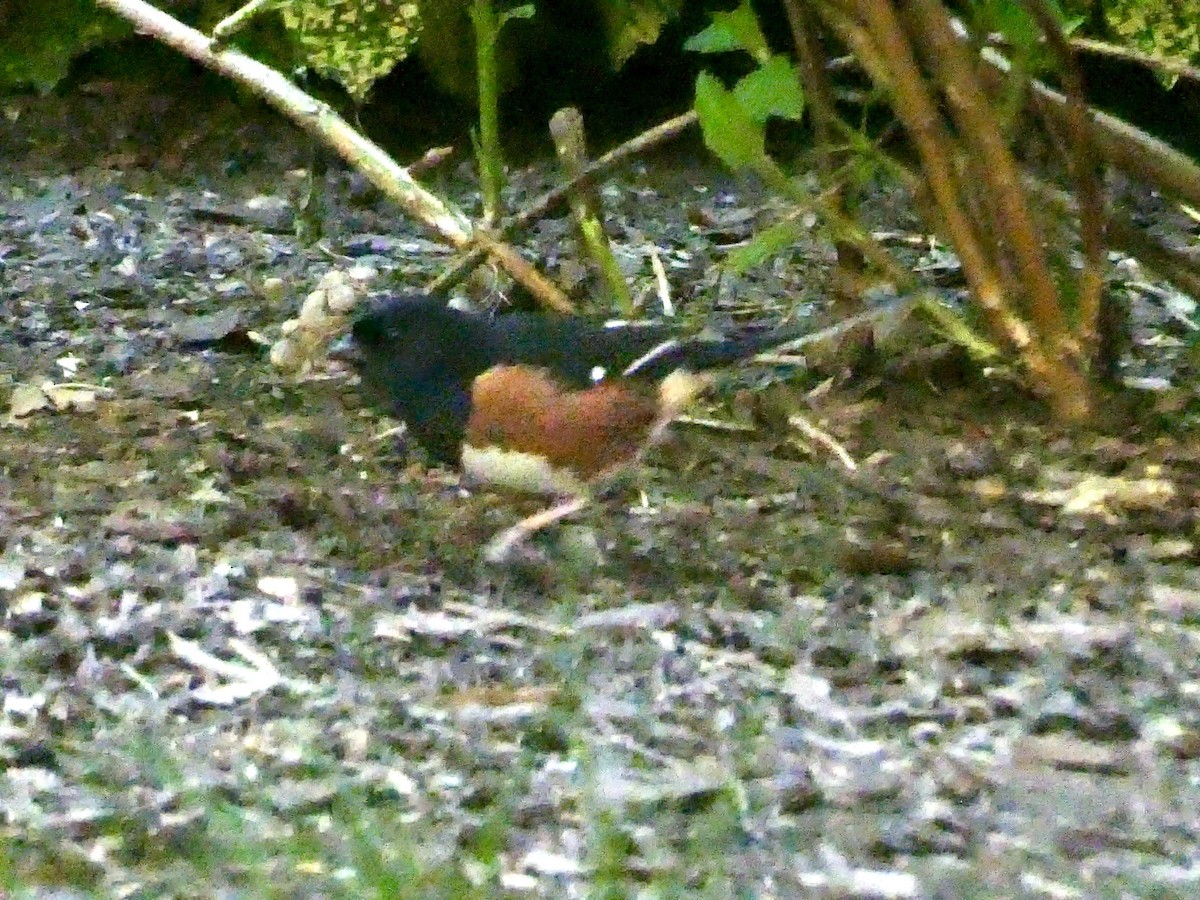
[96,0,572,311]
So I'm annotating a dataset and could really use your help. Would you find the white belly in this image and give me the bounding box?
[460,444,586,496]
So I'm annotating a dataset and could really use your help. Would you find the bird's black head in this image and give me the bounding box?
[348,294,449,352]
[335,294,502,463]
[338,294,490,370]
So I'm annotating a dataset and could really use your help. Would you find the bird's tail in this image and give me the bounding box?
[620,325,807,377]
[622,297,910,377]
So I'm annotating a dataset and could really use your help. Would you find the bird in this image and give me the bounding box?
[332,293,885,561]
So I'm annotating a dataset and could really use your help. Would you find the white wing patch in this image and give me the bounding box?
[623,339,681,377]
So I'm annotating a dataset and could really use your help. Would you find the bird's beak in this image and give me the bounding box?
[328,332,361,366]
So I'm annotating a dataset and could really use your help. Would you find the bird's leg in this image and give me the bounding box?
[483,495,590,564]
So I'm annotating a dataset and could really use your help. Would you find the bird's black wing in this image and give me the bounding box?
[495,311,816,382]
[492,314,686,386]
[620,323,813,377]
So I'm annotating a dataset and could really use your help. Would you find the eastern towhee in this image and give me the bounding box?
[334,294,829,560]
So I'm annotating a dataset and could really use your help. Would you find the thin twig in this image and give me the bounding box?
[981,46,1200,209]
[648,245,674,316]
[821,3,1009,344]
[483,495,590,564]
[907,0,1071,351]
[756,293,917,359]
[819,0,1092,419]
[673,415,757,433]
[550,107,632,313]
[441,599,575,637]
[789,412,858,471]
[430,112,698,296]
[96,0,572,312]
[1026,174,1200,301]
[211,0,274,42]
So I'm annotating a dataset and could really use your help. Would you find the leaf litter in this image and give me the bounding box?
[2,87,1200,897]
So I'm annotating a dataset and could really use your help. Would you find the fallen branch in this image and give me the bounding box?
[95,0,572,312]
[1070,36,1200,84]
[789,412,858,471]
[981,46,1200,210]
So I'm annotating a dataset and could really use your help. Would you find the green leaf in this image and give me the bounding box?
[0,0,125,92]
[684,0,769,64]
[498,4,536,30]
[694,71,767,171]
[973,0,1041,58]
[724,217,808,274]
[733,55,804,123]
[1061,15,1087,37]
[597,0,684,68]
[1101,0,1200,69]
[280,0,423,102]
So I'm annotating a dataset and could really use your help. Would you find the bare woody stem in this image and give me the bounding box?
[1019,0,1106,355]
[817,0,1091,420]
[820,3,1017,348]
[904,0,1072,353]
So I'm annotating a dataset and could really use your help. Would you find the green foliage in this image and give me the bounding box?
[420,0,682,101]
[687,1,804,177]
[694,72,769,172]
[724,217,808,275]
[470,0,534,221]
[970,0,1086,57]
[684,0,770,63]
[972,0,1044,54]
[279,0,422,101]
[0,0,127,92]
[1102,0,1200,75]
[967,0,1087,118]
[417,0,484,101]
[597,0,684,67]
[1,0,683,103]
[1061,0,1199,86]
[498,3,536,30]
[965,0,1084,131]
[733,54,804,123]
